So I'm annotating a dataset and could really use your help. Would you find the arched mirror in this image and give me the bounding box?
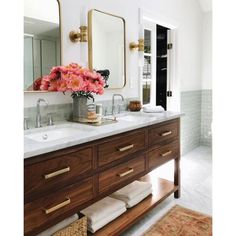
[88,10,126,89]
[24,0,61,92]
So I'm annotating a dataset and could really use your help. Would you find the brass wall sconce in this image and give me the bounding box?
[69,26,88,43]
[129,39,144,51]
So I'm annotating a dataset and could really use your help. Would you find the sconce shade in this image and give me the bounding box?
[139,24,144,39]
[81,6,88,26]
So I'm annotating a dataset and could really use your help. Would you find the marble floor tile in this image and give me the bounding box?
[122,146,212,236]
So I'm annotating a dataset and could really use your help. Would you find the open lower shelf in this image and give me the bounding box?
[90,175,178,236]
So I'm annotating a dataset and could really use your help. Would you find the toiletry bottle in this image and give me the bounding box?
[96,104,103,123]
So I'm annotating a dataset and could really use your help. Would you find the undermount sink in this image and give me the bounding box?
[25,127,81,142]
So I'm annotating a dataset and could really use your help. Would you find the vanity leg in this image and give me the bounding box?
[174,157,181,198]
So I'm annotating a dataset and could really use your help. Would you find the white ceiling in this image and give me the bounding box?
[198,0,212,12]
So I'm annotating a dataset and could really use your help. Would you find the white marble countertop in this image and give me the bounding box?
[24,111,183,159]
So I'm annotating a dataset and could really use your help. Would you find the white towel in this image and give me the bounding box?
[87,207,126,233]
[81,197,125,225]
[36,214,78,236]
[110,181,152,201]
[143,105,164,113]
[125,188,152,208]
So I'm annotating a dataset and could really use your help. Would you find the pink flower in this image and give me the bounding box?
[39,63,105,96]
[67,76,82,92]
[40,80,49,90]
[57,80,68,92]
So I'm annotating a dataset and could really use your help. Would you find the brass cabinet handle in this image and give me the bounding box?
[161,150,172,157]
[44,167,70,179]
[118,144,134,152]
[44,198,71,214]
[161,131,172,137]
[117,168,134,177]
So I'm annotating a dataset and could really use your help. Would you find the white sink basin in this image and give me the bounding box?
[25,127,81,142]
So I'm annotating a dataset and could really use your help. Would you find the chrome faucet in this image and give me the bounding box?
[35,98,48,128]
[112,94,124,116]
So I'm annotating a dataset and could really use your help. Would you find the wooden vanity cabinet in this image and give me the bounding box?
[24,118,180,236]
[24,147,94,201]
[97,129,146,167]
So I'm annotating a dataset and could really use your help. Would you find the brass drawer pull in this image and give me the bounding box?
[44,167,70,179]
[161,131,172,137]
[117,168,134,177]
[118,144,134,152]
[161,150,172,157]
[44,197,71,214]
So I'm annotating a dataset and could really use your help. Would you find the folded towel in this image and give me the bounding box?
[81,197,125,225]
[143,105,164,113]
[87,207,126,233]
[110,181,152,201]
[125,188,152,208]
[36,214,78,236]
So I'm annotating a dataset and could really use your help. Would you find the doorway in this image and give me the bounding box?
[141,13,178,111]
[156,24,171,110]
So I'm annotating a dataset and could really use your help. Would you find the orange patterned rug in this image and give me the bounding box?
[143,205,212,236]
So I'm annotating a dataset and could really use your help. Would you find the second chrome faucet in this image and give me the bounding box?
[112,94,124,116]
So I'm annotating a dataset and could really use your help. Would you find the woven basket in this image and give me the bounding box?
[53,215,87,236]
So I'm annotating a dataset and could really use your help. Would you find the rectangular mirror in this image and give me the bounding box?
[24,0,61,92]
[88,10,126,89]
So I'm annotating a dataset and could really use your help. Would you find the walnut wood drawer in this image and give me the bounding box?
[99,154,146,194]
[24,147,93,198]
[148,140,179,170]
[24,177,94,235]
[148,120,178,147]
[98,130,146,167]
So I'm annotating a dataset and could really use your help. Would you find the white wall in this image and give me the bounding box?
[24,0,204,107]
[201,12,212,90]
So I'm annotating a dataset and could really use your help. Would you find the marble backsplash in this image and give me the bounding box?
[24,98,138,129]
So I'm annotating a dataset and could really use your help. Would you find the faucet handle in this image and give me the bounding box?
[24,117,29,130]
[47,113,54,126]
[104,107,108,116]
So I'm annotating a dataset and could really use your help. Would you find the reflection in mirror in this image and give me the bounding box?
[88,10,126,89]
[24,0,61,92]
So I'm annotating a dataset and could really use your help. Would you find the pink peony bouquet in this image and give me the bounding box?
[40,63,105,100]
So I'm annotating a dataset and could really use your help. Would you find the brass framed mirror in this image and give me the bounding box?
[88,9,126,89]
[24,0,62,92]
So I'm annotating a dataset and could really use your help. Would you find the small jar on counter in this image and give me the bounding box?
[96,103,103,116]
[128,100,142,112]
[87,104,97,120]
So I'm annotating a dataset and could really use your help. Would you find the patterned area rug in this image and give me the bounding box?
[143,205,212,236]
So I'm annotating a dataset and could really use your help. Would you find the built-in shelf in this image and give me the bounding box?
[89,174,178,236]
[144,53,152,57]
[157,54,167,58]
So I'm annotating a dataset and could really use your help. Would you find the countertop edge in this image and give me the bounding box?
[24,112,183,159]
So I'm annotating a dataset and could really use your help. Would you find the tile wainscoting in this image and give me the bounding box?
[200,90,212,147]
[181,91,202,155]
[180,90,212,155]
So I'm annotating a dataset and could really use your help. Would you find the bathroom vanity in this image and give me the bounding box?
[24,112,181,236]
